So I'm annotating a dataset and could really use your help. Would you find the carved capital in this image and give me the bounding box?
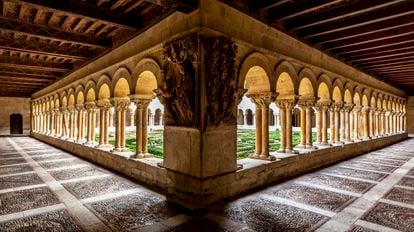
[352,105,362,112]
[111,97,130,111]
[131,98,152,109]
[298,97,315,109]
[314,101,331,112]
[247,92,276,108]
[75,104,84,111]
[330,102,343,112]
[343,103,354,113]
[361,106,370,113]
[276,98,297,111]
[84,102,97,112]
[96,99,112,111]
[67,105,75,113]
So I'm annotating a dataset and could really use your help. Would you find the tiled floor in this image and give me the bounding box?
[1,137,414,232]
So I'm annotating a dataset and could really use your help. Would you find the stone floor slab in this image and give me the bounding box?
[321,167,388,181]
[397,177,414,188]
[39,159,87,170]
[384,186,414,205]
[0,173,43,190]
[0,164,33,175]
[87,192,179,231]
[0,158,27,166]
[49,166,108,181]
[0,187,60,216]
[0,209,83,232]
[362,202,414,232]
[340,162,398,173]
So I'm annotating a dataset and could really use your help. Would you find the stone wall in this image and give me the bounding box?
[407,96,414,134]
[0,97,31,135]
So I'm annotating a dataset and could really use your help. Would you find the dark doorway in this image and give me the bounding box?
[10,114,23,134]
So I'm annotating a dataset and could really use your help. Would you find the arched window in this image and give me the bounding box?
[269,109,275,126]
[154,109,162,126]
[246,109,253,125]
[237,109,244,125]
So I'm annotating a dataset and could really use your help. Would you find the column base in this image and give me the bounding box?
[352,138,362,142]
[84,141,97,147]
[333,141,344,146]
[285,149,299,154]
[111,147,129,153]
[315,142,331,148]
[342,139,353,144]
[305,145,317,150]
[294,144,307,149]
[132,153,153,159]
[76,139,86,144]
[96,144,113,150]
[362,136,371,141]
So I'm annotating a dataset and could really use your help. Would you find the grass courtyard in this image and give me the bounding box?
[106,129,317,159]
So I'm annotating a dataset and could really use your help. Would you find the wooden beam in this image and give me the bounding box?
[0,17,110,49]
[250,0,291,13]
[0,70,59,80]
[143,0,198,13]
[347,46,414,60]
[7,0,143,30]
[0,56,72,72]
[0,75,52,83]
[348,50,414,63]
[0,80,46,86]
[0,37,92,61]
[288,0,408,33]
[352,56,413,66]
[358,60,414,69]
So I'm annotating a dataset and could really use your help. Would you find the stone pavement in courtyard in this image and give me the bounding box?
[0,137,414,232]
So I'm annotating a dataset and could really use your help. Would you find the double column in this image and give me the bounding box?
[96,100,112,149]
[131,95,153,158]
[314,101,331,147]
[361,106,370,140]
[75,104,86,143]
[248,92,276,160]
[297,98,315,150]
[352,106,361,141]
[111,97,130,152]
[342,104,354,143]
[67,106,76,141]
[85,102,97,146]
[276,97,297,154]
[330,103,343,145]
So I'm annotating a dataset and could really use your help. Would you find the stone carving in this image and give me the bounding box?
[202,35,238,127]
[156,34,199,127]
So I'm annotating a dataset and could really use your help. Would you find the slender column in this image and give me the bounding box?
[384,111,390,135]
[111,97,130,152]
[285,100,296,153]
[33,112,37,132]
[316,101,331,147]
[305,103,314,149]
[374,110,380,137]
[332,103,343,144]
[60,107,67,139]
[343,104,353,142]
[85,102,96,146]
[352,106,360,141]
[96,100,112,149]
[277,103,286,153]
[329,107,335,144]
[362,107,370,140]
[313,104,322,145]
[249,93,276,160]
[67,106,74,140]
[45,112,50,134]
[297,98,314,150]
[76,104,85,143]
[50,110,55,136]
[130,97,152,158]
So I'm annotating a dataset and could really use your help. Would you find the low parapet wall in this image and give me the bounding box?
[32,132,408,209]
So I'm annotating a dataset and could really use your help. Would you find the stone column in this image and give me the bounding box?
[329,106,335,144]
[333,103,343,144]
[76,104,85,143]
[384,111,390,135]
[297,98,314,150]
[111,97,130,152]
[313,104,322,145]
[67,106,75,141]
[315,101,331,147]
[60,107,68,139]
[45,111,50,135]
[130,96,152,158]
[53,109,59,137]
[277,102,286,153]
[352,106,361,141]
[249,93,276,160]
[362,107,370,140]
[375,110,380,137]
[85,102,97,146]
[96,100,112,149]
[343,104,353,143]
[50,110,56,136]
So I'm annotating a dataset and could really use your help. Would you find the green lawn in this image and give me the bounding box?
[105,129,317,159]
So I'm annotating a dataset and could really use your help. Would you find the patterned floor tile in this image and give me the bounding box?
[0,187,60,215]
[407,169,414,176]
[0,164,33,175]
[353,157,406,167]
[32,154,72,162]
[0,173,43,190]
[348,225,377,232]
[38,159,86,170]
[383,187,414,205]
[220,198,329,232]
[168,218,227,232]
[341,162,397,173]
[297,174,375,194]
[362,202,414,232]
[0,153,22,159]
[49,166,107,181]
[322,167,388,181]
[88,192,179,231]
[267,182,356,212]
[0,209,83,232]
[0,158,27,166]
[63,176,137,199]
[397,177,414,188]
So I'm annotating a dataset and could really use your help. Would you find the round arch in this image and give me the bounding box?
[131,58,162,93]
[111,67,132,97]
[274,60,299,94]
[238,52,274,92]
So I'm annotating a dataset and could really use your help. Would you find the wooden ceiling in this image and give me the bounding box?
[0,0,197,97]
[221,0,414,94]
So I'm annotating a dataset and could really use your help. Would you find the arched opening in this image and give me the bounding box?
[292,108,300,127]
[269,109,275,126]
[238,66,273,159]
[237,109,244,125]
[297,77,316,149]
[154,109,162,126]
[10,114,23,134]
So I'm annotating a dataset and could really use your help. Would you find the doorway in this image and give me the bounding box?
[10,114,23,134]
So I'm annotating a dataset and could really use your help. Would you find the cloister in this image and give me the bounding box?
[1,0,414,231]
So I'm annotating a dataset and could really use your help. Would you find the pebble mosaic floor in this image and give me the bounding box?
[1,137,414,232]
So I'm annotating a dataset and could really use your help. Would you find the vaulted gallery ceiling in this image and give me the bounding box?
[1,0,413,97]
[221,0,414,93]
[0,0,197,97]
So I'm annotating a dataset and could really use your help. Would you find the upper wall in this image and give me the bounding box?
[407,96,414,134]
[0,97,31,135]
[32,0,406,101]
